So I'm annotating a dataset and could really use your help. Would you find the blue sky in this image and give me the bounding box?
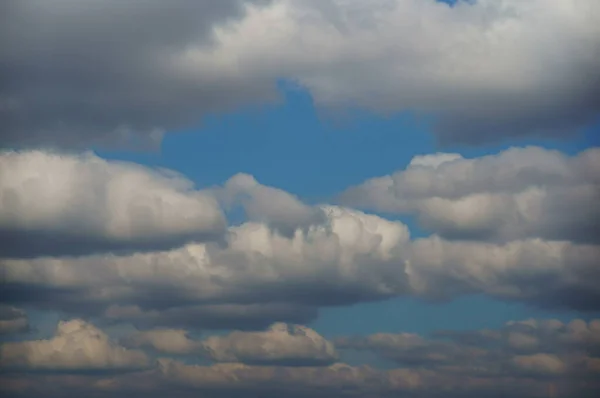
[1,1,600,397]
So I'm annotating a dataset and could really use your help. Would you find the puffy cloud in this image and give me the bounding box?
[0,150,225,258]
[0,319,150,372]
[218,173,326,236]
[341,146,600,243]
[121,329,201,355]
[0,306,28,334]
[0,204,412,329]
[3,0,599,148]
[122,322,337,366]
[2,175,599,327]
[202,323,338,366]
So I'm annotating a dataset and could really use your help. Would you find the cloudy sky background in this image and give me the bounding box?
[1,0,599,397]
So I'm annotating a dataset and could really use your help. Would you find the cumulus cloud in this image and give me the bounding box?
[0,305,28,334]
[218,173,326,236]
[202,323,338,366]
[2,0,599,148]
[121,329,201,355]
[1,171,599,328]
[0,150,225,258]
[0,203,412,329]
[0,319,150,372]
[122,322,337,366]
[341,146,600,243]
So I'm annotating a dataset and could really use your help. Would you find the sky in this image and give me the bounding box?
[0,1,599,397]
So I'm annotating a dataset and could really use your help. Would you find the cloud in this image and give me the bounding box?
[218,173,326,236]
[202,323,338,366]
[336,318,600,381]
[122,322,337,367]
[121,329,201,355]
[0,306,28,334]
[0,319,150,372]
[340,146,600,243]
[3,0,599,148]
[0,203,412,329]
[1,173,599,327]
[0,0,276,150]
[0,150,225,258]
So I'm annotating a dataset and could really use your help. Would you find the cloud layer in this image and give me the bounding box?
[2,0,599,148]
[2,150,599,333]
[2,318,598,397]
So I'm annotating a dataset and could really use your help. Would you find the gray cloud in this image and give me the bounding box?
[201,323,338,366]
[340,146,600,243]
[2,0,599,149]
[0,150,225,258]
[0,306,28,335]
[336,318,600,381]
[0,0,276,150]
[0,319,150,373]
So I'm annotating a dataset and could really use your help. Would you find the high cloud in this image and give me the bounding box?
[0,150,225,258]
[341,146,600,243]
[2,0,599,148]
[0,319,150,372]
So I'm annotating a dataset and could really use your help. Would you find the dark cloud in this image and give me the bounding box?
[0,0,276,150]
[1,1,599,148]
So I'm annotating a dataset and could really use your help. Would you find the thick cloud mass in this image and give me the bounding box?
[341,146,600,243]
[2,0,599,148]
[0,319,150,372]
[0,0,276,149]
[0,150,225,258]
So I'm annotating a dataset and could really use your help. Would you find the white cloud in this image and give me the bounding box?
[2,169,599,325]
[3,0,599,148]
[202,323,338,366]
[0,150,225,257]
[0,319,150,371]
[341,146,600,243]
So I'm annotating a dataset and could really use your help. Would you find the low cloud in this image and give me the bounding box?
[0,319,150,372]
[202,323,338,366]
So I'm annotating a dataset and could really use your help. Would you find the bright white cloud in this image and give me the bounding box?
[341,146,600,243]
[0,319,150,371]
[0,150,226,257]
